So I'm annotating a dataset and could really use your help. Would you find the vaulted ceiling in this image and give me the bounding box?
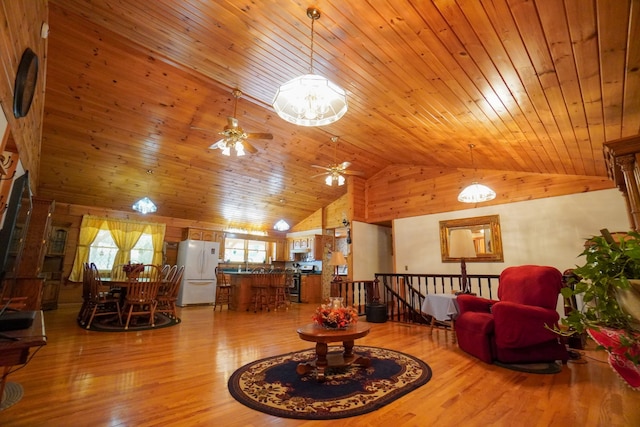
[37,0,639,231]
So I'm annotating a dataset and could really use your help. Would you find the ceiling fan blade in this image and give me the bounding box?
[342,170,365,176]
[311,165,331,171]
[208,139,225,149]
[191,126,214,132]
[246,132,273,140]
[243,140,258,154]
[227,117,239,129]
[311,172,330,179]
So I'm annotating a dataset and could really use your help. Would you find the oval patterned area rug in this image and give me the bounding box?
[79,313,180,332]
[227,345,432,420]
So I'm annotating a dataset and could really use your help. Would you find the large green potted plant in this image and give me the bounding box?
[560,230,640,389]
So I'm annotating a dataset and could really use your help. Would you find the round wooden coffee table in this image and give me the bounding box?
[296,322,371,381]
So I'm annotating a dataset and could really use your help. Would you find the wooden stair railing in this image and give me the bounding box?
[330,273,501,325]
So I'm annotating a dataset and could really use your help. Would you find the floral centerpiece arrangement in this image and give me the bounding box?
[123,263,144,277]
[312,297,358,329]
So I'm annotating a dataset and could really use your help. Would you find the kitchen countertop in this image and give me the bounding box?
[223,270,324,275]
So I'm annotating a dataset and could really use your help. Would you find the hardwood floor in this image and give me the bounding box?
[0,304,638,426]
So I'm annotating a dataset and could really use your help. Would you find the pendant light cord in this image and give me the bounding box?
[309,13,315,74]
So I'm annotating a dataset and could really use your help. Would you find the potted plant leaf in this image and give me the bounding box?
[559,229,640,389]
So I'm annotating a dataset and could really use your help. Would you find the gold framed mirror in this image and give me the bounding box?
[440,215,503,262]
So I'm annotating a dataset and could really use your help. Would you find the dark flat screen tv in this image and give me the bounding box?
[0,171,32,285]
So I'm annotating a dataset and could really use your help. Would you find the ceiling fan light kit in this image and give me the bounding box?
[325,173,345,186]
[312,136,363,186]
[272,7,348,127]
[458,144,496,203]
[199,89,272,156]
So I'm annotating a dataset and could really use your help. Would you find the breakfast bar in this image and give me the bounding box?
[228,272,255,311]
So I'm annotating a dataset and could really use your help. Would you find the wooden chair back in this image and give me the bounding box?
[156,265,184,318]
[87,263,110,299]
[159,265,184,299]
[126,264,162,304]
[163,265,179,283]
[110,264,128,281]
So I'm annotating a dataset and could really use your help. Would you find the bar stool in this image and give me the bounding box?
[249,272,270,312]
[269,270,288,311]
[214,267,232,311]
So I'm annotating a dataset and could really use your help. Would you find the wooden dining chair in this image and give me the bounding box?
[123,264,162,329]
[156,265,184,319]
[160,264,170,280]
[77,262,92,325]
[85,262,122,329]
[163,265,178,284]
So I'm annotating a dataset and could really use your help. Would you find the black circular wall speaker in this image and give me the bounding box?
[13,48,39,118]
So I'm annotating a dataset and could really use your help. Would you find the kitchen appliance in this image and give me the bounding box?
[290,270,301,303]
[176,240,219,306]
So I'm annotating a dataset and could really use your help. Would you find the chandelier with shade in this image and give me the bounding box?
[272,7,348,127]
[458,144,496,203]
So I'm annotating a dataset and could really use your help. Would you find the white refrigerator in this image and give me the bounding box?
[176,240,219,306]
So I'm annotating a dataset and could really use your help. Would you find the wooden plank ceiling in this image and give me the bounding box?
[37,0,639,231]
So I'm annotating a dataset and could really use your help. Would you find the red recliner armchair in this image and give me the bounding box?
[455,265,569,364]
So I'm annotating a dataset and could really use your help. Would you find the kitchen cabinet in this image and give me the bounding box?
[300,274,322,304]
[41,227,68,310]
[288,234,327,261]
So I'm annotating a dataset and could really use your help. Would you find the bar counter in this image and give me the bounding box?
[227,272,254,311]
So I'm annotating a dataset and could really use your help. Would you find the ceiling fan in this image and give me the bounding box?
[192,89,273,156]
[311,136,364,186]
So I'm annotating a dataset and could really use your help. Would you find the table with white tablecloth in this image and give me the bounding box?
[420,294,459,342]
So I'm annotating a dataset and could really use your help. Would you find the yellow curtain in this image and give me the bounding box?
[68,215,167,282]
[107,218,145,268]
[147,222,166,265]
[68,216,105,282]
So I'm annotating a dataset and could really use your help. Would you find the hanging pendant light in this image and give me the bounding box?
[132,170,158,214]
[458,144,496,203]
[273,219,290,231]
[272,7,347,127]
[132,196,157,214]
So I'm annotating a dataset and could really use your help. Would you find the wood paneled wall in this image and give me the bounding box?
[364,165,614,224]
[0,1,48,186]
[291,209,323,232]
[323,194,349,229]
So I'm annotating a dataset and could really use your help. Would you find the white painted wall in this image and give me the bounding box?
[393,188,629,276]
[351,221,393,281]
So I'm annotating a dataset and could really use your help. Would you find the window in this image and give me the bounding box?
[247,240,267,263]
[225,238,245,263]
[224,238,267,263]
[89,229,154,270]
